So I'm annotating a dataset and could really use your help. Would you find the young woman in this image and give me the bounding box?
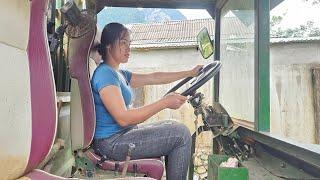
[91,22,202,179]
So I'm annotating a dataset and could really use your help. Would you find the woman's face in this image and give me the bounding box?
[108,30,131,64]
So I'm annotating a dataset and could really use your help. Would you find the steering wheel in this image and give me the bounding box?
[165,61,222,96]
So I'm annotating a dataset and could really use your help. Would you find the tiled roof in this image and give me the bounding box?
[127,19,320,49]
[128,19,215,49]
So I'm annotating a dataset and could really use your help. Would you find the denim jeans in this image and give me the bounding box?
[93,120,192,180]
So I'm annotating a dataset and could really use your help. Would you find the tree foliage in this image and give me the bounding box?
[271,20,320,38]
[304,0,320,5]
[271,0,320,38]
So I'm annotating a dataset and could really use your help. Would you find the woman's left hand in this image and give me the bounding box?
[189,65,204,77]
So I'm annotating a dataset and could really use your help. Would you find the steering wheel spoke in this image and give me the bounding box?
[165,62,222,97]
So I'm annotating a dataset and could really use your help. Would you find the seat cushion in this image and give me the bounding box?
[23,169,75,180]
[0,0,56,179]
[85,150,164,180]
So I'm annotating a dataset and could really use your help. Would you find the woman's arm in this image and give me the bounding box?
[130,65,203,88]
[99,85,187,127]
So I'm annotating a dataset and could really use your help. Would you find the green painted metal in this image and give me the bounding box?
[254,0,270,132]
[208,154,248,180]
[238,127,320,175]
[75,155,96,178]
[213,7,221,103]
[56,0,62,9]
[48,145,74,176]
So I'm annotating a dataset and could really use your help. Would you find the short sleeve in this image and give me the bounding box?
[120,69,132,83]
[92,66,120,92]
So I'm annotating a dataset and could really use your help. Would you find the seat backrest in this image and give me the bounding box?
[0,0,57,179]
[69,26,96,151]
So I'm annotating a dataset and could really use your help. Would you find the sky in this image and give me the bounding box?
[179,0,320,29]
[178,9,212,19]
[271,0,320,29]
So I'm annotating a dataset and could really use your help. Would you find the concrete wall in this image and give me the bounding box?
[270,41,320,144]
[219,42,255,123]
[218,40,320,144]
[126,48,214,134]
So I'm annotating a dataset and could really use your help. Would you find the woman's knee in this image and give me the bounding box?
[174,123,192,146]
[156,120,191,146]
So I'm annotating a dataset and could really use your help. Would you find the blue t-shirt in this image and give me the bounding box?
[91,63,133,139]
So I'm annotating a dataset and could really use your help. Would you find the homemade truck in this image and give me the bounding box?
[1,0,320,179]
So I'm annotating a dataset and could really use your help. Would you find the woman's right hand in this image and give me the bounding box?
[163,92,188,110]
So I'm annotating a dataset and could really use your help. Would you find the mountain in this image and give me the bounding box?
[97,7,186,28]
[142,8,186,22]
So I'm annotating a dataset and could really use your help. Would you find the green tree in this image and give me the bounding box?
[270,15,283,27]
[271,20,320,38]
[271,0,320,38]
[304,0,320,5]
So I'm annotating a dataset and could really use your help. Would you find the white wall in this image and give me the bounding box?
[270,41,320,144]
[219,42,255,123]
[127,48,209,72]
[126,47,214,134]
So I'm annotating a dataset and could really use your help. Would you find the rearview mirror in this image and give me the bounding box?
[197,27,214,59]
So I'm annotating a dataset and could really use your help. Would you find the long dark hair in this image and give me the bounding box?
[97,22,128,62]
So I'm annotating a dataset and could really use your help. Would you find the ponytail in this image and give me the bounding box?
[94,43,105,58]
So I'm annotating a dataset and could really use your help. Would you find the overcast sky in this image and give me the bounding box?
[179,0,320,29]
[178,9,212,19]
[271,0,320,28]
